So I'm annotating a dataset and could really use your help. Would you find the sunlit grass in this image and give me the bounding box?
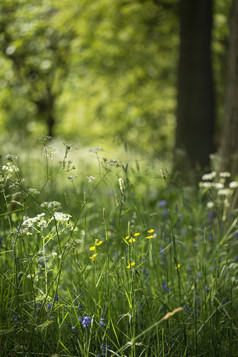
[0,139,237,356]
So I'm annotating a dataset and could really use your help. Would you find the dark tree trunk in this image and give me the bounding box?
[35,86,56,138]
[175,0,214,170]
[220,0,238,176]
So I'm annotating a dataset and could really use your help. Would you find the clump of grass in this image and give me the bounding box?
[0,140,238,356]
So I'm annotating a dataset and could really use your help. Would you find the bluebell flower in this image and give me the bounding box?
[81,315,91,327]
[100,318,106,327]
[14,317,19,322]
[55,294,59,302]
[78,316,83,322]
[159,200,167,207]
[47,302,53,309]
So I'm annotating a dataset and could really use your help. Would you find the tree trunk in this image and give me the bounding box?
[175,0,214,171]
[220,0,238,176]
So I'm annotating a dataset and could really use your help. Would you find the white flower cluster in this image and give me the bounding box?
[42,145,57,160]
[88,147,103,152]
[41,201,62,211]
[2,162,19,173]
[52,212,72,222]
[28,188,40,195]
[200,170,238,221]
[87,176,96,183]
[23,213,47,228]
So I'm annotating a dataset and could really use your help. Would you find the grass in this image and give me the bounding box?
[0,138,238,356]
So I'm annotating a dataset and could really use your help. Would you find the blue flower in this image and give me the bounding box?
[159,200,167,207]
[100,318,106,327]
[55,294,59,301]
[82,315,91,328]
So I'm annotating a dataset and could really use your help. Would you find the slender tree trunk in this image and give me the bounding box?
[175,0,214,170]
[220,0,238,176]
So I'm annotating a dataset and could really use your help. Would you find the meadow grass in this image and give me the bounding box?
[0,139,238,356]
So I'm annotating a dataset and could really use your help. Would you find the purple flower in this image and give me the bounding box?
[159,200,167,207]
[81,315,91,328]
[100,318,106,327]
[55,294,59,301]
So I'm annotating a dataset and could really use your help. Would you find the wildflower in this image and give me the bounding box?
[213,183,224,189]
[125,235,130,240]
[146,235,154,239]
[87,176,96,183]
[162,307,183,320]
[41,201,62,211]
[53,212,71,222]
[127,262,135,269]
[118,178,125,194]
[81,315,91,328]
[134,232,140,236]
[175,264,181,269]
[55,294,59,302]
[128,238,136,243]
[147,229,154,233]
[159,200,167,207]
[219,172,231,178]
[100,318,106,327]
[207,201,214,209]
[2,162,19,173]
[89,147,103,152]
[28,188,40,195]
[42,145,57,160]
[202,172,216,181]
[96,241,103,246]
[5,154,18,161]
[217,189,230,196]
[90,253,97,261]
[90,246,96,251]
[68,175,78,180]
[229,181,238,189]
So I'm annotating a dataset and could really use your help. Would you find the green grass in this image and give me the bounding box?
[0,139,238,356]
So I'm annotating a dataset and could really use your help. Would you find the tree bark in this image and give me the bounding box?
[220,0,238,176]
[175,0,214,170]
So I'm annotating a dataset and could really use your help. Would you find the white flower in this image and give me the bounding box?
[53,212,72,222]
[219,172,231,178]
[118,178,125,194]
[207,202,214,209]
[199,182,213,188]
[2,162,19,173]
[217,189,230,196]
[87,176,96,183]
[41,201,62,211]
[229,181,238,189]
[28,188,40,195]
[202,171,216,181]
[213,183,224,189]
[88,147,103,152]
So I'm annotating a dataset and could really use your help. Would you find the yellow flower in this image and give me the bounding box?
[96,240,103,246]
[146,235,154,239]
[134,233,140,237]
[148,229,154,233]
[175,264,181,269]
[90,253,97,261]
[128,238,136,243]
[125,235,130,240]
[127,262,135,269]
[90,246,96,251]
[162,307,183,320]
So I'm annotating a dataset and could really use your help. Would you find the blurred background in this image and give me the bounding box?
[0,0,236,175]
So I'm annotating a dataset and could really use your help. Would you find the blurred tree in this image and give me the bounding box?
[220,0,238,176]
[0,0,74,137]
[175,0,214,170]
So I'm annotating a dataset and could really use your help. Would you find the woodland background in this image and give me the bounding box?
[0,0,237,176]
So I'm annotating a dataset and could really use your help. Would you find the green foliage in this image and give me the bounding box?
[0,141,238,356]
